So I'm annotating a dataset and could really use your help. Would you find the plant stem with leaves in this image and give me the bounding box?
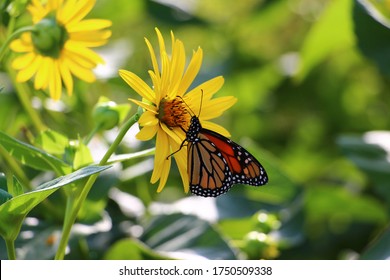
[55,112,140,260]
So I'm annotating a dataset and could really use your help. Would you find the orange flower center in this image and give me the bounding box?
[158,97,190,129]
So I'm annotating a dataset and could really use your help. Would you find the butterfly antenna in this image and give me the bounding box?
[176,89,204,118]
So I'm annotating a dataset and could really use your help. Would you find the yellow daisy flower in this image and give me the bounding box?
[119,28,237,193]
[10,0,112,100]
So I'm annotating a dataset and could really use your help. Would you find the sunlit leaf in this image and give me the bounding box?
[11,176,24,197]
[305,186,387,226]
[34,130,69,155]
[0,130,71,174]
[141,213,237,260]
[296,0,355,80]
[0,165,110,241]
[337,131,390,205]
[353,0,390,74]
[73,140,93,170]
[218,218,253,240]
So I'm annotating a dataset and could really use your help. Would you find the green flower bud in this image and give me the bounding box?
[31,15,68,58]
[93,101,120,131]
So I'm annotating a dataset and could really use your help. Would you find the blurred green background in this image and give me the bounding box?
[1,0,390,259]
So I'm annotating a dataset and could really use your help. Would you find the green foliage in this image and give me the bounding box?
[104,239,172,260]
[0,165,110,241]
[141,213,237,259]
[0,0,389,260]
[0,130,71,174]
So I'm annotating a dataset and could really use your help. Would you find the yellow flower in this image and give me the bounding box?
[119,28,237,193]
[10,0,111,100]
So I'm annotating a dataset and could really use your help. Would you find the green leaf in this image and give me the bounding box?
[11,176,24,197]
[243,147,300,205]
[360,226,390,260]
[104,239,172,260]
[0,130,71,174]
[337,132,390,204]
[353,0,390,74]
[218,218,253,240]
[296,0,354,80]
[0,165,110,241]
[305,186,387,226]
[141,213,237,260]
[73,140,93,170]
[34,130,69,155]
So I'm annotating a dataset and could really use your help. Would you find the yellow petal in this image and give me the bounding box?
[49,60,62,100]
[57,0,76,23]
[62,53,96,82]
[67,19,112,33]
[200,96,237,120]
[69,30,112,47]
[119,70,156,102]
[155,28,166,65]
[148,70,161,98]
[34,57,51,89]
[156,159,170,193]
[62,48,96,70]
[10,35,34,53]
[159,52,170,101]
[60,0,95,25]
[167,39,185,98]
[12,53,36,70]
[16,55,42,82]
[184,76,225,115]
[151,129,170,191]
[178,47,203,96]
[202,121,231,137]
[136,125,158,141]
[28,0,49,23]
[128,98,158,114]
[145,37,160,79]
[48,0,62,10]
[65,41,104,65]
[170,140,189,193]
[59,56,74,96]
[161,124,183,146]
[138,111,158,127]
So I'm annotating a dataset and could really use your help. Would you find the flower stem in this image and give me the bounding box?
[83,123,102,145]
[55,113,140,260]
[5,239,16,260]
[0,26,35,62]
[7,66,47,132]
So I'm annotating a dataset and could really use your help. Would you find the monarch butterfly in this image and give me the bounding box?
[175,111,268,197]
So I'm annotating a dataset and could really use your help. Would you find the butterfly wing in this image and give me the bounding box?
[202,129,268,186]
[188,128,268,197]
[187,132,234,197]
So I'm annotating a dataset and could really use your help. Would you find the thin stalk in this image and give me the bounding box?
[7,66,47,132]
[0,26,35,62]
[55,113,139,260]
[83,123,102,145]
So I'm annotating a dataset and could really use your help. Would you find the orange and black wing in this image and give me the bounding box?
[187,132,234,197]
[188,129,268,197]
